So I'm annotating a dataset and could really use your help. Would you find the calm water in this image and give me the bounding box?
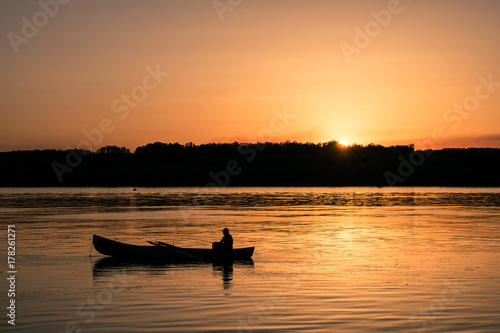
[0,187,499,332]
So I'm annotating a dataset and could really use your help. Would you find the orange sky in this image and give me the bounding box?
[1,0,499,152]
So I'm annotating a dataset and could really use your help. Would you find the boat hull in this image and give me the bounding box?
[92,235,254,261]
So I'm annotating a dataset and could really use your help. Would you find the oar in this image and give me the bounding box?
[147,241,204,261]
[182,237,212,244]
[152,235,213,244]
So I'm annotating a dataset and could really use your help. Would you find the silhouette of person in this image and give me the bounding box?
[212,228,233,251]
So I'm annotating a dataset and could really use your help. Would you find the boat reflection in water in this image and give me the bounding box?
[212,261,234,290]
[92,256,253,290]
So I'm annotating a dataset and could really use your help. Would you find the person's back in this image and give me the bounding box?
[221,232,233,250]
[212,228,233,251]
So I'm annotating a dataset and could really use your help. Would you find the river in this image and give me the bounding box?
[0,187,499,332]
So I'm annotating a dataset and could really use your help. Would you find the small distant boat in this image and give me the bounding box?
[92,235,254,261]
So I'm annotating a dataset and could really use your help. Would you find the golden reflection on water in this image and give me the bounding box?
[1,188,499,332]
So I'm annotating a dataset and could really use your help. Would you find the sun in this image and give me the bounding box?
[339,140,349,147]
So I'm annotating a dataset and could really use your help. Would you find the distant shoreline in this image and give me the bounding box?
[1,185,500,188]
[1,141,500,187]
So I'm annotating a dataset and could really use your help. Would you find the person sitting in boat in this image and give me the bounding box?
[212,228,233,251]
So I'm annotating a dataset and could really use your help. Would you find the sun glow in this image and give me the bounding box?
[339,140,349,147]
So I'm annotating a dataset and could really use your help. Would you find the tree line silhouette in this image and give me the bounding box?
[0,141,499,186]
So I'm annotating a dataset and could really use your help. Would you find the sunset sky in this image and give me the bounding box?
[1,0,500,152]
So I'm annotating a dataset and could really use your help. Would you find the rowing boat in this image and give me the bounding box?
[92,234,254,261]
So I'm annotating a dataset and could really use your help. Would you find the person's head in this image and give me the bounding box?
[222,228,229,235]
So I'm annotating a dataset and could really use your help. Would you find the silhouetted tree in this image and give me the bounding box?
[96,146,131,154]
[0,141,499,186]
